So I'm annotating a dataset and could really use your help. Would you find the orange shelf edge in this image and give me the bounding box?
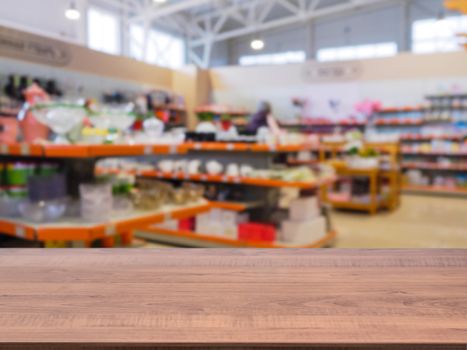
[0,202,211,242]
[133,169,321,189]
[401,150,467,156]
[141,226,337,248]
[402,184,467,195]
[402,163,467,171]
[209,201,248,212]
[2,142,317,158]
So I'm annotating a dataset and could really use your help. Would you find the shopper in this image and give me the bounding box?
[246,101,281,135]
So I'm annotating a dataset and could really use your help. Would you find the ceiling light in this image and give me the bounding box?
[65,2,81,20]
[251,39,265,51]
[153,0,167,3]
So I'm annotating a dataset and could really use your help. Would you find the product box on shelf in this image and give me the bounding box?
[156,220,179,230]
[289,196,320,221]
[280,216,326,245]
[196,221,238,239]
[238,222,276,242]
[196,209,248,239]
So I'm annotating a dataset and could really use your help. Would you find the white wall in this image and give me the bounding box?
[0,0,86,44]
[209,51,467,120]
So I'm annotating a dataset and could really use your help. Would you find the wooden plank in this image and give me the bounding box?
[0,250,465,349]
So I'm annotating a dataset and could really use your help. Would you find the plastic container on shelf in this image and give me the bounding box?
[18,199,67,223]
[80,183,113,222]
[36,163,59,177]
[27,174,66,202]
[5,163,35,186]
[0,187,26,217]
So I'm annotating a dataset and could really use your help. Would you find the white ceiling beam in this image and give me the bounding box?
[257,0,277,23]
[130,0,218,23]
[90,0,139,13]
[189,0,395,47]
[275,0,301,15]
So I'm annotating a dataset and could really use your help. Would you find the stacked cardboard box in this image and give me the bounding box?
[280,196,326,245]
[196,209,248,239]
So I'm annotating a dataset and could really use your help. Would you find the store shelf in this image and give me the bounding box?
[137,226,337,248]
[287,159,320,166]
[327,199,376,211]
[195,106,250,116]
[0,201,211,242]
[402,184,467,197]
[374,119,423,126]
[209,201,263,211]
[379,106,424,113]
[0,143,43,157]
[402,162,467,171]
[121,169,327,189]
[186,142,316,153]
[324,163,399,214]
[154,104,186,112]
[400,134,465,141]
[281,121,366,127]
[333,167,379,177]
[401,150,467,156]
[0,143,188,158]
[0,142,320,158]
[44,144,188,158]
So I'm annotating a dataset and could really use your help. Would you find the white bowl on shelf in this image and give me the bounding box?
[18,199,67,223]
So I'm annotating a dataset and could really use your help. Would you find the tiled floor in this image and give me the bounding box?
[332,195,467,248]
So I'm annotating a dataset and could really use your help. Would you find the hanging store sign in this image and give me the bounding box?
[0,26,71,66]
[303,61,362,82]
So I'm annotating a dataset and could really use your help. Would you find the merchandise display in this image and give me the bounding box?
[370,94,467,195]
[95,141,337,247]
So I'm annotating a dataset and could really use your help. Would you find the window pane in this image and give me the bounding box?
[437,38,459,52]
[356,44,375,59]
[129,27,186,69]
[412,15,467,54]
[337,46,356,60]
[413,19,437,40]
[316,42,397,62]
[239,51,306,66]
[87,7,120,55]
[317,49,337,62]
[413,41,436,54]
[376,42,397,57]
[129,25,144,60]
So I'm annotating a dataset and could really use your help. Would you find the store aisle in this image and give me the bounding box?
[333,195,467,248]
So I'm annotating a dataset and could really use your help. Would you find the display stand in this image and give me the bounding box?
[0,144,203,247]
[137,226,336,248]
[322,164,401,215]
[1,142,336,248]
[97,142,336,248]
[372,96,467,196]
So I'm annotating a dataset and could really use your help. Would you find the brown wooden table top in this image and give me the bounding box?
[0,249,466,350]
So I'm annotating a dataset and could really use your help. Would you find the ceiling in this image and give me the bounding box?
[95,0,403,66]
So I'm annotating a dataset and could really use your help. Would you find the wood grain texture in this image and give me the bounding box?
[0,249,466,350]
